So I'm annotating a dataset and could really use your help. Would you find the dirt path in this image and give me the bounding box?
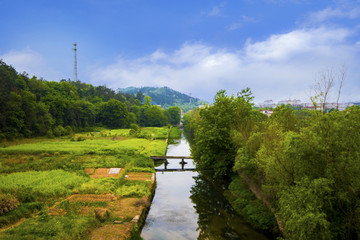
[0,218,26,232]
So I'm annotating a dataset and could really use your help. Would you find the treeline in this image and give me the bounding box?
[183,89,360,239]
[0,60,181,140]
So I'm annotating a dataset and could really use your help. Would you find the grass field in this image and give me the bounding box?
[0,138,167,155]
[0,126,179,239]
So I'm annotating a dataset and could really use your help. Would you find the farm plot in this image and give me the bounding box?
[0,127,169,239]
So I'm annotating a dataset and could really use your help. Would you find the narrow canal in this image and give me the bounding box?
[141,133,269,240]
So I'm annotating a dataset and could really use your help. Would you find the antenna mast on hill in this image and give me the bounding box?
[73,42,78,82]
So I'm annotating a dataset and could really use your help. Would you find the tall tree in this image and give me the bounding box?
[143,105,168,127]
[97,99,129,128]
[191,89,254,178]
[165,106,181,126]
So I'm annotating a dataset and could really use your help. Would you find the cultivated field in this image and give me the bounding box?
[0,126,180,239]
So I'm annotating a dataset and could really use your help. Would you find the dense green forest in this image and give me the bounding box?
[184,89,360,239]
[119,86,208,111]
[0,60,181,140]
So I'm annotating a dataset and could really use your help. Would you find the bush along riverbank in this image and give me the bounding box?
[0,126,180,239]
[183,89,360,240]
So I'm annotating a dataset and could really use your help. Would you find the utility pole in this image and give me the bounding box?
[73,42,78,82]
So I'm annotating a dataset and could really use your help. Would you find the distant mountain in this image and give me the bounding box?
[119,86,208,111]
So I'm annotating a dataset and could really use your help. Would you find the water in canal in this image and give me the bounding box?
[141,134,270,240]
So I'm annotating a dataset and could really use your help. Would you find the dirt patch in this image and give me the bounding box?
[112,136,126,141]
[85,168,95,175]
[89,197,150,240]
[90,223,135,240]
[49,194,146,220]
[86,168,122,179]
[47,173,154,239]
[125,172,153,181]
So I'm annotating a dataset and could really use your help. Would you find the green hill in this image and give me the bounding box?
[119,86,207,111]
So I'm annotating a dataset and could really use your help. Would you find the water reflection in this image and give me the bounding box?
[190,174,269,240]
[141,171,199,240]
[142,134,269,240]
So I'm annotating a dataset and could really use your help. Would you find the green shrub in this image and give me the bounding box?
[0,214,99,239]
[53,125,66,137]
[130,123,140,132]
[75,177,117,195]
[76,136,86,141]
[0,194,19,216]
[228,176,276,231]
[0,202,43,228]
[65,125,73,135]
[46,129,54,138]
[169,127,182,140]
[116,182,150,198]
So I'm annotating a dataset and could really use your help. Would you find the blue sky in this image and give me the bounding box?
[1,0,360,103]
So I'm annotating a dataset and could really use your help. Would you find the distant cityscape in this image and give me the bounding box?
[256,99,358,111]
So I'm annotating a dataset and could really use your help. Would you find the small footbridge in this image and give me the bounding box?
[150,156,195,172]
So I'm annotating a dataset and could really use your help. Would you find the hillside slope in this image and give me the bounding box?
[119,86,208,111]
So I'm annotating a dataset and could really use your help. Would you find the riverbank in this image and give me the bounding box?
[141,131,270,240]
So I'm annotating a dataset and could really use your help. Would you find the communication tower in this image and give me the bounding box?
[73,42,78,81]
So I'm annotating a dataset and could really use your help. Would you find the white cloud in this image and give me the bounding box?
[303,6,360,25]
[207,3,225,17]
[244,27,351,61]
[0,48,61,80]
[88,27,360,103]
[229,16,257,31]
[1,48,43,73]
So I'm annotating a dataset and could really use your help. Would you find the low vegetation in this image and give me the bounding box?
[0,126,178,239]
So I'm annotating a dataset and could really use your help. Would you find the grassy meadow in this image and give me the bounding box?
[0,126,180,239]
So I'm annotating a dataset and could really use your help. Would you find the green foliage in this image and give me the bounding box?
[144,95,152,106]
[75,177,151,198]
[129,123,140,133]
[0,60,186,140]
[120,86,208,111]
[127,167,154,173]
[137,127,169,139]
[116,181,151,198]
[143,105,168,127]
[97,99,129,128]
[228,176,276,231]
[75,177,117,194]
[0,202,44,228]
[182,108,200,143]
[187,87,360,238]
[0,194,19,216]
[0,214,99,239]
[0,170,89,201]
[248,106,360,238]
[168,127,182,140]
[270,105,299,132]
[0,138,167,156]
[278,178,333,240]
[57,200,108,215]
[165,106,181,125]
[190,89,257,178]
